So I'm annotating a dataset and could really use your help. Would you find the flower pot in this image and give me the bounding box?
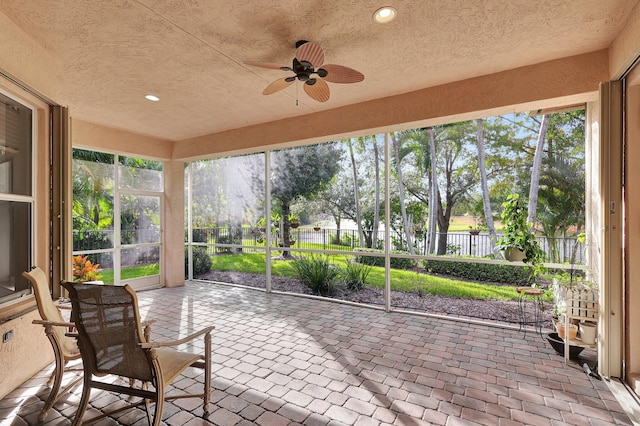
[546,333,585,358]
[579,322,597,344]
[469,230,480,236]
[314,227,321,231]
[502,246,526,261]
[555,322,578,341]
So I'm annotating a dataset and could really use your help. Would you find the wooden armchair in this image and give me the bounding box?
[61,281,213,426]
[22,267,82,422]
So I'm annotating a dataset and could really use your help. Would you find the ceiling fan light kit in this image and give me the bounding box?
[244,40,364,102]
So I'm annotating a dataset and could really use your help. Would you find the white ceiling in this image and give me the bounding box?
[1,0,638,141]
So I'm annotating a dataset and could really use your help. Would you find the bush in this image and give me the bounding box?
[72,254,102,282]
[186,247,212,277]
[352,248,415,270]
[292,254,341,296]
[421,259,531,285]
[192,228,211,243]
[343,261,372,291]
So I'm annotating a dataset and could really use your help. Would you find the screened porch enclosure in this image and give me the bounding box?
[176,111,588,325]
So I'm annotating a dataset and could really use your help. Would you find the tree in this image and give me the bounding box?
[536,110,585,261]
[476,119,498,254]
[268,143,342,257]
[347,138,365,247]
[527,114,550,225]
[391,132,415,255]
[427,127,438,254]
[72,149,114,233]
[432,122,479,254]
[371,135,383,249]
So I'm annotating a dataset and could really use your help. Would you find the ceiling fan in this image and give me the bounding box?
[244,40,364,103]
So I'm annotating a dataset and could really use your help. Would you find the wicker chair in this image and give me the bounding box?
[22,267,82,422]
[61,281,213,426]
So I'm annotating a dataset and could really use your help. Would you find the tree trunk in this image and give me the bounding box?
[348,139,365,247]
[427,127,438,254]
[372,136,381,249]
[436,189,452,255]
[475,119,498,255]
[281,203,292,258]
[392,133,415,255]
[527,114,550,226]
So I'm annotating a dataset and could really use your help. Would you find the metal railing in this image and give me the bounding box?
[184,226,585,264]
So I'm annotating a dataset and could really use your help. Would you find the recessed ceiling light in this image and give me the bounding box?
[145,94,160,102]
[373,6,397,24]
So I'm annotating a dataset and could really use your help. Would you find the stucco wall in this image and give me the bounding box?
[0,310,52,400]
[0,71,55,402]
[173,50,606,160]
[163,160,186,287]
[71,119,172,160]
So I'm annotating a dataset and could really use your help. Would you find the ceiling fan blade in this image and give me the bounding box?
[321,64,365,83]
[244,61,288,70]
[263,78,294,95]
[296,42,325,68]
[304,78,330,102]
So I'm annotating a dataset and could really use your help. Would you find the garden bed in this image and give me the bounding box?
[198,270,555,328]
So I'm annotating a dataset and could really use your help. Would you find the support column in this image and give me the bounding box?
[164,160,185,287]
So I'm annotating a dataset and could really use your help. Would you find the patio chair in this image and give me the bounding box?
[22,267,83,422]
[61,281,213,426]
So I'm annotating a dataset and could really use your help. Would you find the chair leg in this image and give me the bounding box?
[204,331,211,413]
[39,341,65,422]
[152,383,164,426]
[71,375,92,426]
[45,367,56,388]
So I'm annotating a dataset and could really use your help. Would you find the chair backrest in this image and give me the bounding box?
[61,282,155,382]
[23,267,64,324]
[22,267,79,357]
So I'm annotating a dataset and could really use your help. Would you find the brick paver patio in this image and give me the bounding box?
[1,281,635,425]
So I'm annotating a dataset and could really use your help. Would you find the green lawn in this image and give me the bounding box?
[98,263,160,284]
[209,252,551,302]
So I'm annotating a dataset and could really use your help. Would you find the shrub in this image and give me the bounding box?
[186,247,212,277]
[421,259,531,285]
[192,228,211,243]
[72,254,102,282]
[292,254,341,296]
[352,248,415,270]
[343,261,372,291]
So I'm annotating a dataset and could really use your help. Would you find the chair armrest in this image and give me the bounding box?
[140,326,214,349]
[33,319,75,328]
[141,319,156,341]
[65,332,79,338]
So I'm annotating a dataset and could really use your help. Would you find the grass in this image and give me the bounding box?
[208,252,553,302]
[448,215,505,232]
[98,263,160,284]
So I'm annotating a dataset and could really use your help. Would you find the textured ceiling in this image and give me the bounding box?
[0,0,638,141]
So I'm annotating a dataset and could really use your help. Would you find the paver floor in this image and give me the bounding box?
[1,281,635,425]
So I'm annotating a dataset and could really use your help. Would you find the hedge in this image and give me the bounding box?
[421,259,531,285]
[352,248,415,270]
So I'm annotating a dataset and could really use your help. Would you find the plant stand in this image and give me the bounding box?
[555,285,599,362]
[516,287,545,337]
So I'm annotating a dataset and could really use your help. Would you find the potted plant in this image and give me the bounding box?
[288,213,300,229]
[496,194,545,284]
[313,222,321,231]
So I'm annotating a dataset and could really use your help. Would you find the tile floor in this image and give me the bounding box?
[1,281,637,425]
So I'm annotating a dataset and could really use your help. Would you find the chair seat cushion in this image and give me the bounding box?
[156,347,203,385]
